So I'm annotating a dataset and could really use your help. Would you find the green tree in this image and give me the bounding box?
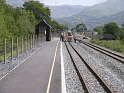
[103,22,120,39]
[119,22,124,40]
[76,23,87,32]
[94,26,104,34]
[121,22,124,27]
[47,19,66,31]
[117,29,124,40]
[71,27,76,32]
[0,0,36,39]
[23,1,65,31]
[23,1,50,21]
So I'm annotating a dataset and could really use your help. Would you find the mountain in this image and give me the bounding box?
[55,0,124,30]
[75,0,124,17]
[49,5,86,18]
[56,10,124,30]
[99,10,124,25]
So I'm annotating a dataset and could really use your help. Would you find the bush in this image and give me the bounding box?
[90,39,124,54]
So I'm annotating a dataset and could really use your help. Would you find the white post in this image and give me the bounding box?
[11,38,13,62]
[4,39,6,64]
[17,37,19,63]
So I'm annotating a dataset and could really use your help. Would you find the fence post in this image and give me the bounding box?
[21,37,23,60]
[29,35,31,55]
[21,37,23,54]
[31,34,33,48]
[17,37,19,63]
[25,36,27,56]
[4,39,6,64]
[30,35,31,49]
[37,35,38,47]
[34,34,35,48]
[27,35,28,51]
[11,38,13,62]
[27,35,30,55]
[31,34,32,49]
[30,35,32,49]
[32,34,34,48]
[32,34,33,48]
[36,35,37,47]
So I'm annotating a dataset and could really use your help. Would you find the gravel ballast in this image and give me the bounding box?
[71,42,124,93]
[66,42,107,93]
[62,42,84,93]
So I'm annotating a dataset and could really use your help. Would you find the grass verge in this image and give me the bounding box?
[90,39,124,55]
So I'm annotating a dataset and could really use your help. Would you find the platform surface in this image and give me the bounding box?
[0,38,61,93]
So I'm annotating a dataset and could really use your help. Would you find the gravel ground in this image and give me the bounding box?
[66,42,106,93]
[62,42,84,93]
[71,42,124,93]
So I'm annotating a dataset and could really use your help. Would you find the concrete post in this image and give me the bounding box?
[4,39,6,64]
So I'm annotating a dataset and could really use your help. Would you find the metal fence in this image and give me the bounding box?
[0,32,59,77]
[0,34,46,77]
[0,34,40,66]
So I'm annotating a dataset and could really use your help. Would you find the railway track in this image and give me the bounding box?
[76,39,124,63]
[65,42,113,93]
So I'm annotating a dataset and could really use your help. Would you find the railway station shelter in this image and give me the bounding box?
[35,19,52,41]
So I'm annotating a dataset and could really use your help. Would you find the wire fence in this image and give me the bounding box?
[0,34,41,70]
[0,32,60,62]
[0,32,60,78]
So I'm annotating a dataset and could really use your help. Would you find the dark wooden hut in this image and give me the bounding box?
[35,19,52,41]
[100,34,115,40]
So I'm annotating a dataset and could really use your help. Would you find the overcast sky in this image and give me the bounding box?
[8,0,108,7]
[39,0,108,6]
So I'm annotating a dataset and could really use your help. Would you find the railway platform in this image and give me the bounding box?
[0,37,61,93]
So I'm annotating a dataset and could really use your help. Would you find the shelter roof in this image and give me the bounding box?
[38,19,52,29]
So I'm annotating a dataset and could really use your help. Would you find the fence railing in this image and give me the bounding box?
[0,32,59,75]
[0,34,40,65]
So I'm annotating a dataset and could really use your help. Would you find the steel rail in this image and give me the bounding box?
[76,39,124,63]
[65,42,89,93]
[66,42,112,93]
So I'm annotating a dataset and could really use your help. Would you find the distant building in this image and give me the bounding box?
[100,34,115,40]
[83,31,95,37]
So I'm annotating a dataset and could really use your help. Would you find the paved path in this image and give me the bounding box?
[0,38,61,93]
[49,42,61,93]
